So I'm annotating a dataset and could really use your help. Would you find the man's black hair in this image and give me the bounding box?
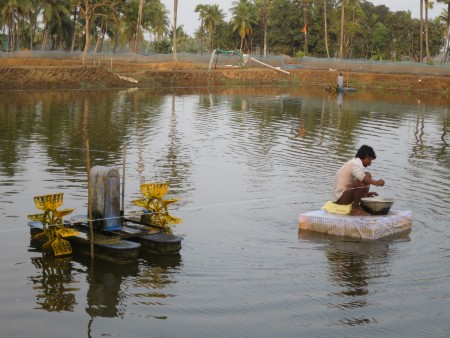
[355,145,376,160]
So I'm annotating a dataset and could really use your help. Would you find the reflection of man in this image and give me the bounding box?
[332,145,385,216]
[336,92,343,107]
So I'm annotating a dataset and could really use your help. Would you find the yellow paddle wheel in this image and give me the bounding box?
[27,193,79,256]
[132,183,183,234]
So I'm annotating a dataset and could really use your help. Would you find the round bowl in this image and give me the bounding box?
[360,197,394,215]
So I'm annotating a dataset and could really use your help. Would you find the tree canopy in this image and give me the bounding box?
[0,0,446,61]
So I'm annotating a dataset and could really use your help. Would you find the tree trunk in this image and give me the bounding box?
[445,4,450,63]
[94,20,103,53]
[82,0,91,54]
[303,0,308,55]
[324,0,329,58]
[425,0,431,62]
[420,0,423,63]
[339,0,345,58]
[173,0,178,62]
[83,16,90,54]
[41,26,48,51]
[135,0,144,53]
[70,8,78,52]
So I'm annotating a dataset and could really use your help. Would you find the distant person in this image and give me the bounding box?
[337,73,344,89]
[332,145,385,216]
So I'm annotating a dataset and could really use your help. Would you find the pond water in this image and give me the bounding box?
[0,87,449,338]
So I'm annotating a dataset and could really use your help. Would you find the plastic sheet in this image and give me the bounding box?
[299,209,412,240]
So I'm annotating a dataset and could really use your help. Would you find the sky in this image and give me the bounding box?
[161,0,447,36]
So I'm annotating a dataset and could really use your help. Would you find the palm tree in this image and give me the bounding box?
[151,2,170,45]
[41,0,71,50]
[194,4,207,54]
[1,0,32,51]
[203,4,224,51]
[231,0,257,53]
[254,0,270,57]
[27,0,41,50]
[437,0,450,62]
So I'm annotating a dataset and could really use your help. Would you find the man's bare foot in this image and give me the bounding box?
[350,207,371,216]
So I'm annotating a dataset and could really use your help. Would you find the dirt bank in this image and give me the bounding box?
[1,57,450,92]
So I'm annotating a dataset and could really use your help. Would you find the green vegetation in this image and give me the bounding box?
[0,0,448,61]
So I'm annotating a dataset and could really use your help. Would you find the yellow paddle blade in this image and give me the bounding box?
[42,239,53,251]
[57,227,80,238]
[53,209,75,219]
[34,193,64,211]
[32,232,48,241]
[131,198,150,209]
[160,198,179,208]
[140,183,168,199]
[163,214,183,225]
[27,213,46,222]
[52,238,72,256]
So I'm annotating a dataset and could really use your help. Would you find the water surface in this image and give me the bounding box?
[0,87,449,338]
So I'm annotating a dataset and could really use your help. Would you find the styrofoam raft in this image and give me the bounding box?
[299,209,412,240]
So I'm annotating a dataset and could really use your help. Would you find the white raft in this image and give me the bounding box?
[298,210,412,240]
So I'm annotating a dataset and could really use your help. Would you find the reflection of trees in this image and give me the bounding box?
[28,255,79,312]
[437,110,448,163]
[149,95,194,199]
[0,90,164,176]
[411,104,449,164]
[131,253,181,316]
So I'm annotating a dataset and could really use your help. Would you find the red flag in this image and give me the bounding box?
[301,23,307,34]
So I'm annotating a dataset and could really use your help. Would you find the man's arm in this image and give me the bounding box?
[362,174,385,187]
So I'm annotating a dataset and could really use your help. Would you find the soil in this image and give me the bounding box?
[1,57,450,96]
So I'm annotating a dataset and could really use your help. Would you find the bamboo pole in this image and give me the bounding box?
[121,145,126,216]
[250,57,290,74]
[86,139,94,258]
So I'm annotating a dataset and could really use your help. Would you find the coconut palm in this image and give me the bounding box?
[27,0,41,50]
[41,0,71,50]
[254,0,270,57]
[437,0,450,62]
[203,4,224,51]
[231,0,257,53]
[194,4,207,54]
[150,1,169,44]
[1,0,32,51]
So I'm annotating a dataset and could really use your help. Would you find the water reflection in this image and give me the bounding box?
[28,240,181,325]
[299,229,410,326]
[85,259,139,318]
[28,255,79,312]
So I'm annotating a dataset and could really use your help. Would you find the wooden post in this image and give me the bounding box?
[121,145,126,216]
[86,139,94,258]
